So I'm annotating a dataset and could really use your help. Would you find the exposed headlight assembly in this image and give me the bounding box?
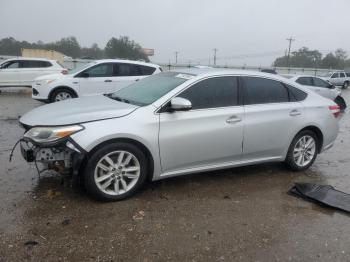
[24,125,83,144]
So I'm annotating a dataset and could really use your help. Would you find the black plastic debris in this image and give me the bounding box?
[24,240,39,246]
[289,183,350,213]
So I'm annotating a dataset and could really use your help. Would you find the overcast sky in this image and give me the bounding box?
[1,0,350,66]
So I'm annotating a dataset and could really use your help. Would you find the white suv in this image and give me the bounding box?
[32,59,162,102]
[0,58,66,87]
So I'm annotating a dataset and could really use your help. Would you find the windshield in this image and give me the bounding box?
[109,72,193,106]
[68,62,97,75]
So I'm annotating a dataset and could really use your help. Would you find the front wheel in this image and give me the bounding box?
[84,142,148,201]
[285,130,319,171]
[343,81,349,89]
[50,88,76,103]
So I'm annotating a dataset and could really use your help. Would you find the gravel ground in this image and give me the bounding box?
[0,88,350,262]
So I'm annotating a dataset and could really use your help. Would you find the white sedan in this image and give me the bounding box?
[32,59,162,103]
[0,58,66,87]
[283,75,346,110]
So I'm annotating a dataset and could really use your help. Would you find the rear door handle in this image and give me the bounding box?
[226,116,242,124]
[289,109,301,116]
[104,79,112,82]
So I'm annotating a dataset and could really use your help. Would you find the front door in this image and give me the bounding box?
[159,76,244,174]
[77,63,115,96]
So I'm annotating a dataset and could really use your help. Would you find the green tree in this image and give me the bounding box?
[274,47,322,68]
[81,43,104,59]
[105,36,149,61]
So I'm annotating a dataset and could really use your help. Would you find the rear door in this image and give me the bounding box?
[20,60,53,84]
[241,76,304,161]
[0,60,21,85]
[312,77,336,100]
[76,63,114,96]
[159,76,244,173]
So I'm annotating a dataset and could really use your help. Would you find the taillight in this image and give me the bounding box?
[61,69,68,75]
[329,105,340,118]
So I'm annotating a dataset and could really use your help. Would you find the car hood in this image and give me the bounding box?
[35,73,68,81]
[20,95,139,127]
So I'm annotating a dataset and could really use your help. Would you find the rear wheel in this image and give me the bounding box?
[285,130,319,171]
[50,88,76,102]
[84,142,148,201]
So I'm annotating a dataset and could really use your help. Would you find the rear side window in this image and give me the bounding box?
[346,73,350,77]
[285,84,307,101]
[138,65,156,75]
[115,63,140,76]
[296,77,313,86]
[339,72,345,78]
[313,77,329,88]
[179,76,239,109]
[242,77,289,105]
[21,60,52,68]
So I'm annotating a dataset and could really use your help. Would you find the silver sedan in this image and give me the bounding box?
[19,69,340,201]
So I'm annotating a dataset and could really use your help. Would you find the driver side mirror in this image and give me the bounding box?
[169,97,192,111]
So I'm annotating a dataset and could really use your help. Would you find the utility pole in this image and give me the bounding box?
[213,48,218,66]
[286,37,295,68]
[174,51,179,64]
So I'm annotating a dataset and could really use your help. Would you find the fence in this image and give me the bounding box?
[0,55,339,77]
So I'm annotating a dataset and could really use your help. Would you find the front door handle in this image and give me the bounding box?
[226,116,242,124]
[289,109,301,116]
[104,79,112,82]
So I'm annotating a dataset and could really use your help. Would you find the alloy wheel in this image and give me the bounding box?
[293,135,316,167]
[94,150,141,196]
[55,91,72,101]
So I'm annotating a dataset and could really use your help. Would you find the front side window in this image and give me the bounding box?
[313,77,330,88]
[81,63,113,77]
[243,77,289,105]
[339,72,345,78]
[115,63,140,76]
[296,77,313,86]
[331,73,339,78]
[1,61,20,69]
[178,76,239,110]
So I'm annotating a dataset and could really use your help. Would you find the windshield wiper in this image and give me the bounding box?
[108,95,130,104]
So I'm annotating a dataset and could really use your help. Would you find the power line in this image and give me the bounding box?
[286,37,295,68]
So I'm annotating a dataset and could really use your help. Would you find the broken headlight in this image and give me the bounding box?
[24,125,83,144]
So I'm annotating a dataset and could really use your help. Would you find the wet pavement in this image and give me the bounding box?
[0,88,350,262]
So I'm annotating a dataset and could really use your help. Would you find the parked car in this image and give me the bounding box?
[19,69,340,201]
[32,59,162,102]
[321,71,349,89]
[0,58,67,87]
[283,75,347,110]
[260,68,277,74]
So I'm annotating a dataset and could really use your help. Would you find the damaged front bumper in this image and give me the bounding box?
[19,137,86,176]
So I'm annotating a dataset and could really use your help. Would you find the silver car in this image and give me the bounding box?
[18,69,340,201]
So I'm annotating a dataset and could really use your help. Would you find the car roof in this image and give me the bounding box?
[3,57,55,62]
[95,59,160,68]
[170,68,292,82]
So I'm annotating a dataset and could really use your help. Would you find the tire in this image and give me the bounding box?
[84,142,148,201]
[343,81,349,89]
[334,96,347,111]
[50,88,76,103]
[285,130,319,171]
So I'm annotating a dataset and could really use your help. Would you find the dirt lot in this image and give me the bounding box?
[0,88,350,262]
